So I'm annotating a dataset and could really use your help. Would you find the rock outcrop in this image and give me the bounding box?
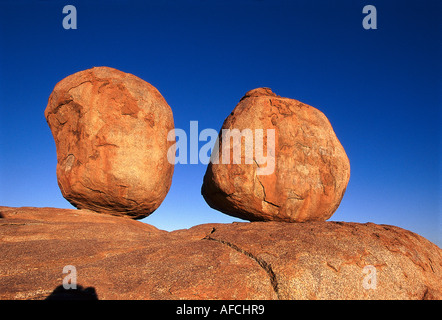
[1,206,440,300]
[44,67,175,219]
[202,88,350,222]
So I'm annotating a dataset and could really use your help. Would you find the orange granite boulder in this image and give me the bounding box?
[202,88,350,222]
[44,67,175,219]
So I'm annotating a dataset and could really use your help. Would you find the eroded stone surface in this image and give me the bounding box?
[44,67,175,219]
[1,206,440,300]
[202,88,350,222]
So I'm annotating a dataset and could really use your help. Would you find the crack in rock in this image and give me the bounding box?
[203,228,281,299]
[253,160,280,208]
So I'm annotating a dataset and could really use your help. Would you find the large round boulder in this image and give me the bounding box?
[202,88,350,222]
[45,67,175,219]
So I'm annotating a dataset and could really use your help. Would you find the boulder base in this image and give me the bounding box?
[0,206,440,300]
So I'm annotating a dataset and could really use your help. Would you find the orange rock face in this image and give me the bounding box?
[45,67,175,219]
[1,206,441,300]
[202,88,350,222]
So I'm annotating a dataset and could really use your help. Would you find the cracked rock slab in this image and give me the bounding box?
[0,207,441,300]
[44,67,175,219]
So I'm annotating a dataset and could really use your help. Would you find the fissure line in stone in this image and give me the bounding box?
[203,228,280,299]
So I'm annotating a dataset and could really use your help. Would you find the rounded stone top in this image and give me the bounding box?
[240,87,279,101]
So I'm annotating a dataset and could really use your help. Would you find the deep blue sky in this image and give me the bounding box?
[0,0,440,246]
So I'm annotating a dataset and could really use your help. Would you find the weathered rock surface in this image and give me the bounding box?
[1,206,440,300]
[202,88,350,222]
[44,67,175,219]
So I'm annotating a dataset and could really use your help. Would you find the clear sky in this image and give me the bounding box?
[0,0,440,246]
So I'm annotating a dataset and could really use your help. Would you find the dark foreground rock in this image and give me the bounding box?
[0,206,440,300]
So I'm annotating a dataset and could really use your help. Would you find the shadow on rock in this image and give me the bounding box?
[45,285,99,300]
